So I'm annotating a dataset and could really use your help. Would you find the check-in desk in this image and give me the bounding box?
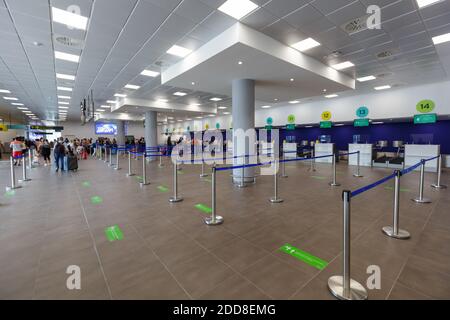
[348,144,373,167]
[405,144,440,172]
[315,143,335,163]
[283,142,297,159]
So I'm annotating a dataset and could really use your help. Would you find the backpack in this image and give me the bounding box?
[55,142,65,155]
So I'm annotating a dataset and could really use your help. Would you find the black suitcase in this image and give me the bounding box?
[67,155,78,171]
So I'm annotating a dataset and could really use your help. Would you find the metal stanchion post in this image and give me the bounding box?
[281,152,288,178]
[28,149,34,169]
[6,156,22,191]
[353,151,363,178]
[329,154,341,187]
[140,153,150,187]
[115,149,121,170]
[431,155,447,189]
[108,148,113,167]
[310,149,316,172]
[99,147,103,161]
[19,155,31,183]
[412,160,431,203]
[204,164,223,225]
[270,159,283,203]
[104,148,109,163]
[382,170,410,239]
[126,152,135,177]
[169,161,183,203]
[159,152,164,168]
[328,190,368,300]
[200,160,208,178]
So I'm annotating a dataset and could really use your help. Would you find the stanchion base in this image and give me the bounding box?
[269,197,284,203]
[412,197,431,204]
[327,276,368,300]
[114,167,121,171]
[18,179,31,183]
[200,174,209,178]
[281,175,288,178]
[204,216,224,226]
[126,173,135,177]
[431,184,447,189]
[329,182,341,187]
[353,174,364,178]
[158,165,164,168]
[169,197,183,203]
[6,186,22,191]
[237,183,247,188]
[382,226,410,239]
[140,182,150,187]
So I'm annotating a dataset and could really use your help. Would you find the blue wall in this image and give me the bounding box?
[278,120,450,154]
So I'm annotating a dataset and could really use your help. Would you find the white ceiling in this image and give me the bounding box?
[0,0,449,123]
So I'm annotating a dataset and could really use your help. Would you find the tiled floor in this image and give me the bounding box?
[1,154,449,300]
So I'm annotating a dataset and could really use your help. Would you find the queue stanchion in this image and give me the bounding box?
[126,151,135,177]
[108,148,113,167]
[204,164,223,225]
[19,154,31,183]
[115,149,121,170]
[309,149,316,172]
[353,151,363,178]
[281,152,288,178]
[99,147,103,161]
[158,151,164,168]
[269,159,283,203]
[382,170,410,239]
[169,160,183,203]
[412,160,431,204]
[329,154,341,187]
[104,148,109,163]
[200,159,208,178]
[6,156,22,191]
[328,190,368,300]
[28,149,34,169]
[431,154,447,189]
[140,153,150,187]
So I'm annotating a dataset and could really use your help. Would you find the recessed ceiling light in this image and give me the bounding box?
[124,84,140,90]
[374,85,391,90]
[3,97,18,101]
[186,118,192,121]
[167,117,174,120]
[51,7,88,30]
[261,105,271,109]
[210,97,222,101]
[0,89,11,93]
[274,98,278,101]
[191,82,196,85]
[223,112,230,115]
[432,32,450,45]
[325,94,338,98]
[357,75,376,82]
[218,106,227,110]
[190,103,201,107]
[372,121,384,124]
[56,73,75,81]
[22,110,32,113]
[96,109,105,112]
[114,93,127,98]
[208,114,215,117]
[141,69,160,77]
[58,95,71,99]
[173,92,187,96]
[106,100,116,104]
[100,105,110,108]
[238,61,243,65]
[54,51,80,63]
[58,106,69,109]
[17,107,28,110]
[218,0,259,20]
[157,99,169,103]
[57,86,72,92]
[195,116,203,119]
[291,38,321,52]
[12,103,24,106]
[58,101,70,105]
[416,0,442,8]
[331,61,354,70]
[177,119,183,122]
[166,45,192,58]
[289,100,299,104]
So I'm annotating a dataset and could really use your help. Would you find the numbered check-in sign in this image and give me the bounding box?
[356,106,369,118]
[321,111,332,121]
[416,100,435,113]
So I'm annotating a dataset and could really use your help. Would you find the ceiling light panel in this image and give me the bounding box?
[331,61,355,70]
[56,73,76,81]
[357,75,376,82]
[432,33,450,45]
[291,38,321,52]
[51,7,88,30]
[125,84,140,90]
[218,0,259,20]
[141,70,160,77]
[57,86,73,92]
[166,45,192,58]
[55,51,80,63]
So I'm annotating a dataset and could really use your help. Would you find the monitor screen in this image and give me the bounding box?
[95,123,117,135]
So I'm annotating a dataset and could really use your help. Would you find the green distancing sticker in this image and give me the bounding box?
[203,178,212,183]
[385,186,411,193]
[178,170,185,175]
[135,176,143,181]
[157,186,169,193]
[82,181,91,187]
[195,203,212,214]
[91,196,103,204]
[105,225,124,242]
[280,243,328,270]
[4,190,15,197]
[311,176,326,180]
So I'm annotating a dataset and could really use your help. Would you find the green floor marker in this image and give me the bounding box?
[157,186,169,193]
[195,203,212,214]
[90,196,103,205]
[311,176,326,180]
[203,178,212,183]
[178,171,185,175]
[82,181,91,187]
[104,225,124,242]
[385,186,411,192]
[4,190,15,197]
[280,243,328,270]
[135,176,143,181]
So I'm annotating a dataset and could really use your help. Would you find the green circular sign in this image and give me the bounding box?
[287,114,296,124]
[215,122,220,129]
[266,117,273,125]
[416,100,435,113]
[356,106,369,118]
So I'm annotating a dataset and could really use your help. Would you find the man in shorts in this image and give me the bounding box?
[10,137,24,166]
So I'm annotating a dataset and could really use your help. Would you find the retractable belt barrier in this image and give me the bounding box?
[328,154,445,300]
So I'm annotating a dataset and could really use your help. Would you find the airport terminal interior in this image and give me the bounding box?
[1,0,450,301]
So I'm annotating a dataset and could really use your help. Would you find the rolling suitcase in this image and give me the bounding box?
[67,155,78,171]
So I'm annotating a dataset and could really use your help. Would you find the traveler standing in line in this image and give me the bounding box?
[54,138,66,172]
[10,137,24,166]
[39,139,51,166]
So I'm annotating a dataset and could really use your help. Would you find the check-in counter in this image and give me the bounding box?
[348,144,373,167]
[405,144,440,172]
[315,143,334,163]
[283,142,297,159]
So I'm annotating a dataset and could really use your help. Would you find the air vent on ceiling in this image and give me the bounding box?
[341,15,369,35]
[54,35,84,48]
